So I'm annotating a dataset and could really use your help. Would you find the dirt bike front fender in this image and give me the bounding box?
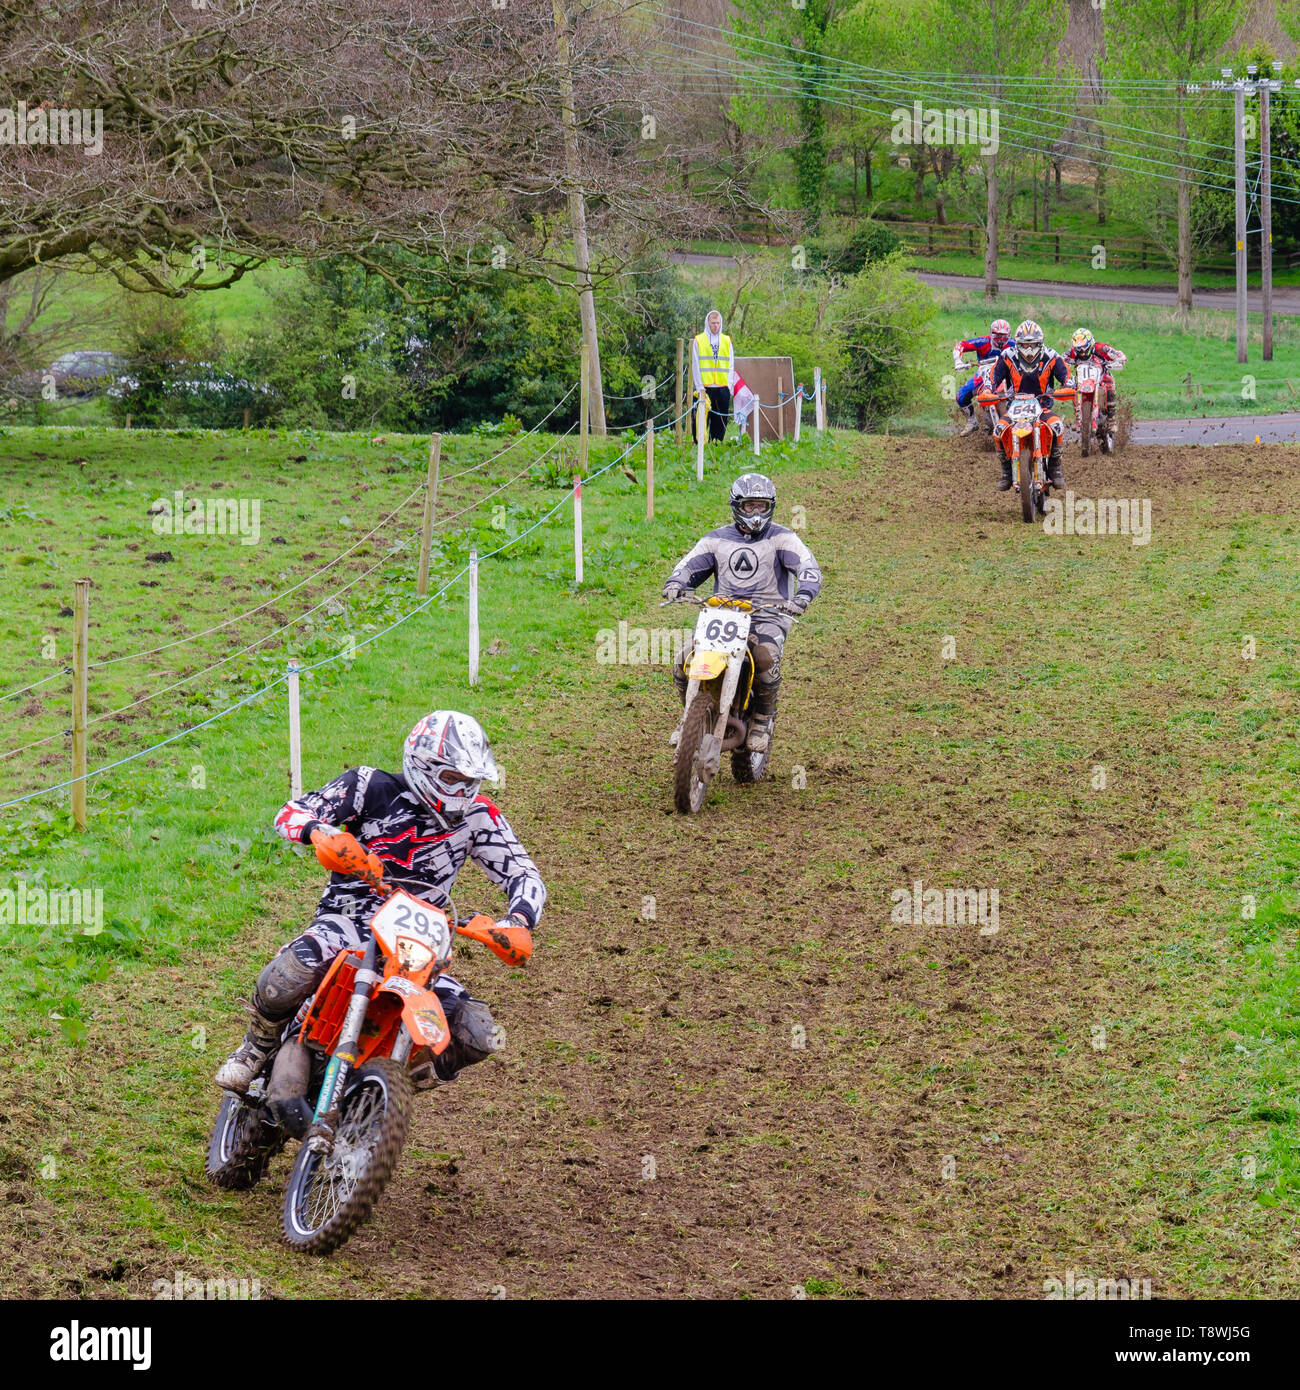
[687,650,728,681]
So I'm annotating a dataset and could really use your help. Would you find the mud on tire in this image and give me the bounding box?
[206,1092,282,1191]
[673,694,717,814]
[280,1057,413,1255]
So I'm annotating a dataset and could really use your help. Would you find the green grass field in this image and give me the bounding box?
[2,416,1299,1298]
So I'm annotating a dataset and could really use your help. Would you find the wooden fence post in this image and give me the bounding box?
[71,578,89,831]
[417,432,442,596]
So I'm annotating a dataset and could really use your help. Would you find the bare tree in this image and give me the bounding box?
[0,2,736,388]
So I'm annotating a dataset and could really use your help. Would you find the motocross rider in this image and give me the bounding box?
[985,319,1071,493]
[1062,328,1126,419]
[954,318,1011,435]
[215,710,545,1094]
[662,473,822,755]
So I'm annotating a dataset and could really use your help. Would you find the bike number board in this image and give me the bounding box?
[371,890,452,969]
[695,607,751,659]
[1008,398,1039,426]
[1076,362,1102,386]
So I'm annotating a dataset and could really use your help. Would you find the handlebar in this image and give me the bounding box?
[659,595,803,618]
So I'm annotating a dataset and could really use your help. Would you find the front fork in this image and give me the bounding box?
[306,937,380,1154]
[682,661,741,777]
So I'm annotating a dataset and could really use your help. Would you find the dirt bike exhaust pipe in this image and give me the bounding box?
[720,715,748,752]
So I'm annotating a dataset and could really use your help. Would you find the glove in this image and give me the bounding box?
[787,594,810,616]
[663,582,685,601]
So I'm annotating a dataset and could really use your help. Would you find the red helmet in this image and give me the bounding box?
[990,319,1011,351]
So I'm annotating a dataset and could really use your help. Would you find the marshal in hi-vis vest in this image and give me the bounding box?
[695,332,733,388]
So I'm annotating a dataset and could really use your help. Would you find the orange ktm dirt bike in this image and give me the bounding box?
[979,387,1075,524]
[664,594,801,813]
[205,827,531,1255]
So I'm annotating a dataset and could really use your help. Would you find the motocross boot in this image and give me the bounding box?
[669,656,690,746]
[996,454,1013,491]
[959,405,980,437]
[746,683,777,753]
[1046,436,1065,491]
[215,1010,282,1094]
[215,949,322,1093]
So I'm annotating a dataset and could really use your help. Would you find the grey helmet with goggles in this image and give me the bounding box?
[402,710,499,823]
[1013,319,1046,367]
[730,472,777,537]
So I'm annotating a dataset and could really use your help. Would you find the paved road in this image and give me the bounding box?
[1129,413,1300,445]
[670,253,1300,316]
[914,271,1300,317]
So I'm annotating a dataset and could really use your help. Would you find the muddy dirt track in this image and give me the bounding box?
[12,436,1300,1300]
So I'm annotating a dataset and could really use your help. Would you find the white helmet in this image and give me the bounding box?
[402,711,499,822]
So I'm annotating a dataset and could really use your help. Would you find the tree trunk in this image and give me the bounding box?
[554,0,606,433]
[1176,101,1192,323]
[864,142,873,199]
[1043,158,1052,233]
[985,152,999,299]
[1095,128,1106,227]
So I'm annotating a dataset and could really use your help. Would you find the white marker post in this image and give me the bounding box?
[573,475,584,584]
[646,423,655,521]
[794,386,802,443]
[287,658,303,799]
[814,367,824,431]
[752,400,760,455]
[695,396,707,481]
[468,547,480,686]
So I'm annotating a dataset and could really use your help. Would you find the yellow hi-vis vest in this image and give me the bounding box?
[695,332,733,388]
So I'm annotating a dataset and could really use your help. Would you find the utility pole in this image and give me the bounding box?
[1232,72,1247,365]
[553,0,607,435]
[1261,67,1277,362]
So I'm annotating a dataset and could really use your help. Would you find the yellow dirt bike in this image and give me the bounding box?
[665,595,799,814]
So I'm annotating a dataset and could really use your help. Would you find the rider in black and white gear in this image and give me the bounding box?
[215,711,545,1095]
[662,473,822,754]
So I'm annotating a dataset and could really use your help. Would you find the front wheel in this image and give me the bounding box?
[673,693,717,814]
[1098,401,1114,454]
[206,1092,282,1191]
[281,1058,413,1255]
[1080,397,1093,457]
[1017,449,1035,523]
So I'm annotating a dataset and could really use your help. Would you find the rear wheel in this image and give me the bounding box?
[673,694,717,814]
[1017,449,1035,523]
[206,1092,282,1191]
[731,731,770,785]
[1080,397,1093,457]
[281,1058,413,1255]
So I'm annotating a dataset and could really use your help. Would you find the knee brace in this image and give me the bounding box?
[450,999,498,1065]
[752,639,781,686]
[253,948,326,1020]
